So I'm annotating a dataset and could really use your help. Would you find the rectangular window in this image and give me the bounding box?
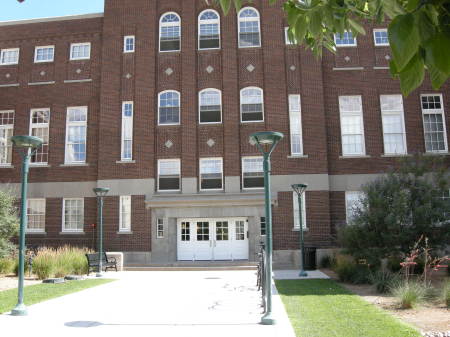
[199,158,223,190]
[285,27,297,45]
[27,199,46,233]
[0,48,19,65]
[63,198,84,232]
[199,18,220,49]
[158,159,181,191]
[293,192,307,230]
[334,31,357,47]
[242,157,264,189]
[0,111,14,166]
[70,42,91,60]
[199,90,222,124]
[421,94,448,153]
[119,196,131,232]
[345,191,364,224]
[289,95,303,155]
[123,36,135,53]
[157,218,164,238]
[65,107,87,164]
[373,29,389,46]
[121,102,133,161]
[34,46,54,63]
[380,95,407,155]
[339,96,366,156]
[260,217,266,236]
[30,108,50,164]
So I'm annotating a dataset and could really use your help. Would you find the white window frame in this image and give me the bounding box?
[285,27,297,45]
[65,106,88,164]
[339,95,366,156]
[123,35,135,53]
[0,48,20,65]
[345,191,364,224]
[29,108,50,165]
[293,192,307,230]
[34,45,55,63]
[373,28,389,46]
[238,7,261,48]
[159,12,181,53]
[334,31,357,47]
[70,42,91,60]
[198,9,221,50]
[380,95,407,155]
[157,159,181,192]
[121,101,134,161]
[119,195,132,232]
[62,198,84,233]
[199,157,223,191]
[0,110,14,166]
[157,218,164,238]
[199,88,222,124]
[26,198,46,233]
[289,94,303,156]
[240,87,264,123]
[421,93,448,153]
[242,156,264,190]
[158,90,181,126]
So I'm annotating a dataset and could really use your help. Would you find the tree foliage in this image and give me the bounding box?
[0,190,19,258]
[213,0,450,96]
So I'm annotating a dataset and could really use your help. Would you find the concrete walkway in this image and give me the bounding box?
[0,270,296,337]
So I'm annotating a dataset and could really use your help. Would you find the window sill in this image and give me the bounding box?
[339,155,371,159]
[287,154,308,159]
[60,163,89,167]
[240,121,264,124]
[116,160,136,164]
[333,67,364,71]
[292,227,309,232]
[424,152,450,156]
[28,81,56,86]
[64,79,92,84]
[0,83,19,88]
[381,154,411,158]
[117,231,133,235]
[373,66,390,70]
[59,231,85,235]
[30,164,51,168]
[0,165,14,168]
[26,231,46,235]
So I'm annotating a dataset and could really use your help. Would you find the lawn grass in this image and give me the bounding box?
[276,279,421,337]
[0,279,115,314]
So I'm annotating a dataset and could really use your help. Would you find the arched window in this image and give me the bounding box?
[159,12,181,52]
[240,87,264,122]
[158,90,180,125]
[198,10,220,50]
[238,7,260,48]
[199,89,222,123]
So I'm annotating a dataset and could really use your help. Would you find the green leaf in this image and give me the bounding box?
[309,10,323,36]
[398,53,425,96]
[382,0,406,19]
[406,0,421,12]
[389,60,399,78]
[416,10,436,44]
[389,14,420,71]
[348,18,366,35]
[233,0,242,11]
[294,15,308,42]
[219,0,232,14]
[427,63,449,89]
[424,32,450,76]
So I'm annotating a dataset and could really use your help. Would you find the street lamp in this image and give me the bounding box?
[93,187,109,277]
[292,183,308,277]
[10,135,43,316]
[250,131,283,326]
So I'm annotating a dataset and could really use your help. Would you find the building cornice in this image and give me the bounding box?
[0,13,104,27]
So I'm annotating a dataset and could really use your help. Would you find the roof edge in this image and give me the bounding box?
[0,13,104,27]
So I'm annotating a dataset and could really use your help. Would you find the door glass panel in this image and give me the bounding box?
[197,222,209,241]
[216,221,229,241]
[236,221,245,240]
[181,222,190,241]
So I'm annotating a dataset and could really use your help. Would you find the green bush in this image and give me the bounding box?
[391,281,427,309]
[442,281,450,308]
[32,250,55,280]
[387,255,403,273]
[0,258,14,275]
[351,265,373,284]
[370,270,399,293]
[334,255,358,283]
[13,258,29,276]
[319,255,335,269]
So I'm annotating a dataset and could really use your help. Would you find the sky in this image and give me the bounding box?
[0,0,104,22]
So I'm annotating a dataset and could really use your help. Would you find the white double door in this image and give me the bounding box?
[177,218,249,261]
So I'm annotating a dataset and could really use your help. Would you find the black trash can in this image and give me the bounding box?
[304,247,317,270]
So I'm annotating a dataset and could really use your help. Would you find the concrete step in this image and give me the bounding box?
[124,261,258,271]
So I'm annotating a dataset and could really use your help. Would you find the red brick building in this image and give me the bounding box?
[0,0,449,266]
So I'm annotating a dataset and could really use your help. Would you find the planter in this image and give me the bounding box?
[64,275,84,281]
[42,278,65,284]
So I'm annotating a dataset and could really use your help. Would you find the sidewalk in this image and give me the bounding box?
[0,270,296,337]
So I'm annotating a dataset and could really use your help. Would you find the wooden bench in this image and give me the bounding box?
[85,253,118,275]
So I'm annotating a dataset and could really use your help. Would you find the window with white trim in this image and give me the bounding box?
[289,95,303,155]
[199,89,222,123]
[157,218,164,238]
[0,111,14,166]
[160,12,181,52]
[238,7,261,48]
[334,31,356,47]
[34,46,54,63]
[0,48,19,65]
[345,191,364,224]
[198,10,220,50]
[27,199,46,233]
[285,27,297,45]
[65,107,87,164]
[158,91,180,125]
[119,196,131,232]
[121,102,133,161]
[373,29,389,46]
[380,95,407,155]
[124,36,135,53]
[158,159,181,191]
[339,96,365,156]
[421,94,448,153]
[70,42,91,60]
[63,198,84,232]
[260,217,266,236]
[242,156,264,189]
[30,108,50,164]
[240,87,264,122]
[200,158,223,190]
[293,192,307,230]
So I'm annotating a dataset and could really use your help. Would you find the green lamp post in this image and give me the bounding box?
[250,131,284,326]
[292,183,308,277]
[10,135,43,316]
[93,187,109,277]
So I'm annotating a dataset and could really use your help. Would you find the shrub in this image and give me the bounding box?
[319,255,335,269]
[370,270,399,293]
[0,258,14,275]
[334,255,358,283]
[351,265,373,284]
[391,281,426,309]
[387,255,403,273]
[32,249,55,280]
[442,281,450,308]
[13,258,29,276]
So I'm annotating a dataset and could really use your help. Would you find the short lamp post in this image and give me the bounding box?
[250,131,284,326]
[10,135,43,316]
[292,184,308,277]
[93,187,109,277]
